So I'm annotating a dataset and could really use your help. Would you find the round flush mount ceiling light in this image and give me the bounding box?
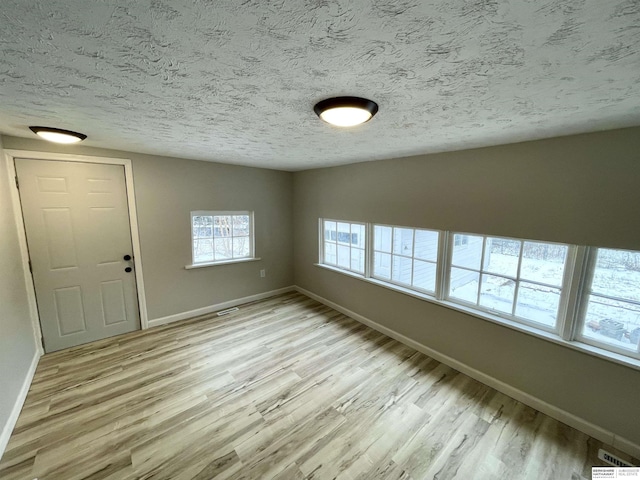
[29,126,87,144]
[314,96,378,127]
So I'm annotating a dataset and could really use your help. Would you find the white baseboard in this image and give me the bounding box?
[295,286,640,460]
[148,286,296,328]
[0,349,41,458]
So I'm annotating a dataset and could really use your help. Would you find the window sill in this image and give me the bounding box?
[314,263,640,372]
[185,257,261,269]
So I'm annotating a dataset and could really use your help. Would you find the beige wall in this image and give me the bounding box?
[292,127,640,445]
[2,136,294,321]
[0,136,39,447]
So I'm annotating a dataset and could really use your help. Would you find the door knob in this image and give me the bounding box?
[125,267,132,273]
[123,254,132,261]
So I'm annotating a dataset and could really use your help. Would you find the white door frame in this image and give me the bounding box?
[5,150,149,353]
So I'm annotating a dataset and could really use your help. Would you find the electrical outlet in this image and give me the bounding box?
[260,269,266,277]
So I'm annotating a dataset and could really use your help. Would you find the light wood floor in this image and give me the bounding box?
[1,292,636,480]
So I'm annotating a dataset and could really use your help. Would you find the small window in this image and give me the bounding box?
[447,234,569,330]
[321,219,366,274]
[191,211,254,265]
[577,248,640,359]
[373,225,440,294]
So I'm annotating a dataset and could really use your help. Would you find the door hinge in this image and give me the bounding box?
[15,176,19,189]
[29,261,33,273]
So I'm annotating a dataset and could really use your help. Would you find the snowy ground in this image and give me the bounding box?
[450,252,640,351]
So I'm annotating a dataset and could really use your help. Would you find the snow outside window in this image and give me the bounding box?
[578,248,640,359]
[373,225,439,295]
[191,211,254,265]
[321,220,366,275]
[447,234,569,331]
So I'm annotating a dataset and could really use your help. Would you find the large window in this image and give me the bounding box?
[577,248,640,359]
[191,211,254,265]
[447,234,569,330]
[316,219,640,366]
[321,220,366,274]
[373,225,440,294]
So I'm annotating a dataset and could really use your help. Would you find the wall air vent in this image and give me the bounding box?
[598,449,634,468]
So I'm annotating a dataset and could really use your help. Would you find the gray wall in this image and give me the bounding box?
[0,137,39,445]
[2,136,294,321]
[292,127,640,445]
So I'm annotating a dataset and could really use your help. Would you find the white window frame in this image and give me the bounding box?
[371,223,441,297]
[573,247,640,360]
[187,210,257,269]
[319,219,366,275]
[444,232,576,334]
[315,219,640,370]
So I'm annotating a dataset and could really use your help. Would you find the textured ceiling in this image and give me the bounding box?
[0,0,639,171]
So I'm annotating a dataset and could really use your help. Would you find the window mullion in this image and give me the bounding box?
[571,246,598,342]
[365,223,373,278]
[512,240,524,317]
[437,231,451,301]
[390,227,396,282]
[476,236,487,305]
[410,229,416,287]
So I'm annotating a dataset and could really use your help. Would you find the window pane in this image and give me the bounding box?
[351,224,366,248]
[480,274,515,314]
[514,282,560,328]
[393,228,413,256]
[581,296,640,352]
[337,223,351,244]
[337,245,350,269]
[374,225,392,252]
[324,221,337,241]
[414,230,439,262]
[484,238,520,277]
[449,267,479,304]
[351,248,365,274]
[232,215,250,236]
[193,238,213,263]
[392,255,412,285]
[451,234,483,270]
[214,237,233,260]
[232,237,250,258]
[591,249,640,303]
[413,260,436,292]
[214,216,232,238]
[192,215,212,239]
[324,242,337,265]
[520,242,567,286]
[374,252,391,279]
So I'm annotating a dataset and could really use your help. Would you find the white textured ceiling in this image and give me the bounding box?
[0,1,639,171]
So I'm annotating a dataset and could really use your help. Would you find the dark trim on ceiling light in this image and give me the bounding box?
[29,126,87,142]
[313,96,379,126]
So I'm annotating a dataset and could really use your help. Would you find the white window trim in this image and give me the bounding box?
[444,233,576,335]
[370,223,441,296]
[573,247,640,360]
[319,218,366,275]
[316,220,640,371]
[185,257,262,269]
[188,210,256,268]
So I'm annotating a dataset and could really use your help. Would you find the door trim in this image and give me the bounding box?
[4,150,150,351]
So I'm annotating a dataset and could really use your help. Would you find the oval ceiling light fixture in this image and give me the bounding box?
[314,96,378,127]
[29,126,87,144]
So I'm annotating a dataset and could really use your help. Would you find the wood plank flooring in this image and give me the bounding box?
[1,292,637,479]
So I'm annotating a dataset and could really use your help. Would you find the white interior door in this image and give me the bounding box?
[15,158,140,352]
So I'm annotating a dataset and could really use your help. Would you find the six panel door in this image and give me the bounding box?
[15,158,140,352]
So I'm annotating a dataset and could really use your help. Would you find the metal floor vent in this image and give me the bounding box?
[216,307,239,316]
[598,448,634,468]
